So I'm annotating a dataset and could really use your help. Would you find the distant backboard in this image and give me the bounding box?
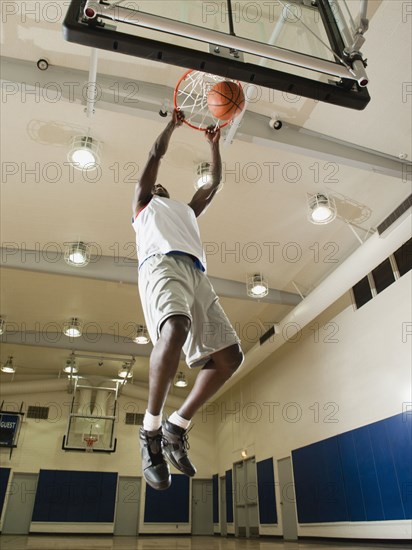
[63,0,370,109]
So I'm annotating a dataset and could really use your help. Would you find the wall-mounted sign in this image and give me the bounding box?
[0,414,22,447]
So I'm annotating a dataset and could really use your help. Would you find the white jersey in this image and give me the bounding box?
[132,196,206,271]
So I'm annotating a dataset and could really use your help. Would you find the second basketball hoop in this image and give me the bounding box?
[174,70,245,131]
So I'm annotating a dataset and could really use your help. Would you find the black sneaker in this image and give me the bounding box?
[139,427,171,490]
[162,420,197,477]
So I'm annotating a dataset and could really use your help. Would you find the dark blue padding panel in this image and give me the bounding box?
[32,470,117,522]
[144,474,189,523]
[212,474,219,523]
[292,412,412,524]
[256,458,277,524]
[0,468,11,517]
[225,469,233,523]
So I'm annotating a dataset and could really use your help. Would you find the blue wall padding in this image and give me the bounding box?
[225,469,233,523]
[144,474,189,523]
[212,474,219,523]
[32,470,117,522]
[292,413,412,523]
[0,468,11,517]
[256,458,278,524]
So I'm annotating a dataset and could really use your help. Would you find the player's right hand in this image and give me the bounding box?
[173,108,185,127]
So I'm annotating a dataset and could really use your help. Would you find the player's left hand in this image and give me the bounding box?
[205,125,220,144]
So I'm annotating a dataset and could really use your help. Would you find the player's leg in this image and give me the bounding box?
[138,255,194,490]
[162,343,242,476]
[174,343,243,420]
[140,315,191,491]
[162,272,243,476]
[147,315,191,416]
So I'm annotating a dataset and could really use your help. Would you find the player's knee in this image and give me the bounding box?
[224,345,244,374]
[161,315,190,346]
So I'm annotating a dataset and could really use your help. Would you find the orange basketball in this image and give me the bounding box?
[207,81,245,121]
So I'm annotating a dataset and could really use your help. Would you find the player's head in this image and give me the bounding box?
[152,183,170,198]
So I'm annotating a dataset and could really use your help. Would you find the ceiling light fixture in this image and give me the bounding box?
[247,274,269,298]
[118,362,133,379]
[1,356,15,374]
[133,325,150,345]
[64,241,90,267]
[63,361,78,374]
[63,318,82,338]
[0,317,5,335]
[63,354,78,374]
[174,371,188,388]
[195,162,213,190]
[308,193,337,225]
[68,136,101,170]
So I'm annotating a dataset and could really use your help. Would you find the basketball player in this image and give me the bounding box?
[132,109,243,490]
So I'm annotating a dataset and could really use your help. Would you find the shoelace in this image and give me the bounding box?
[181,425,193,451]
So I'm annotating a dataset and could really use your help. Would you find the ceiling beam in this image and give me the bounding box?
[0,331,151,356]
[1,56,410,180]
[0,249,302,306]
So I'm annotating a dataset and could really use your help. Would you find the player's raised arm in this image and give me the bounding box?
[132,109,185,215]
[188,126,222,217]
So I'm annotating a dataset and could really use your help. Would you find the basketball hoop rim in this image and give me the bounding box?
[174,69,243,131]
[83,435,98,449]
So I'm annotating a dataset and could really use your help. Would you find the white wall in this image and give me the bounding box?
[212,271,411,538]
[0,392,215,477]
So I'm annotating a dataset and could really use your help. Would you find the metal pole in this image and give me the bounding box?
[359,0,368,20]
[86,48,98,118]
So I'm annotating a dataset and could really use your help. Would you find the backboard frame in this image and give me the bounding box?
[63,0,370,110]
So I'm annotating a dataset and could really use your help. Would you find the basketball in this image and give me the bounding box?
[207,81,245,121]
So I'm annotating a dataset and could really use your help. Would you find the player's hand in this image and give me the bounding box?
[172,109,185,127]
[205,125,220,144]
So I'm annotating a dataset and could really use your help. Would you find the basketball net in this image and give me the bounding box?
[174,69,243,131]
[83,435,98,452]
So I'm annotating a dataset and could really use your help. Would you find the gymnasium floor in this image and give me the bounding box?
[0,536,411,550]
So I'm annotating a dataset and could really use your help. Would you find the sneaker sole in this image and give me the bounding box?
[144,473,171,491]
[163,447,196,477]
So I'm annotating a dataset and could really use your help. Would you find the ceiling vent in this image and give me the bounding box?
[377,195,412,235]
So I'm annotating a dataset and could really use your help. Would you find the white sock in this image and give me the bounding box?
[168,411,191,430]
[143,410,162,431]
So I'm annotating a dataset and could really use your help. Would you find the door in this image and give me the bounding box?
[192,479,213,535]
[278,457,298,541]
[219,476,227,536]
[114,476,141,536]
[244,457,259,537]
[233,458,259,538]
[2,473,38,534]
[233,461,246,537]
